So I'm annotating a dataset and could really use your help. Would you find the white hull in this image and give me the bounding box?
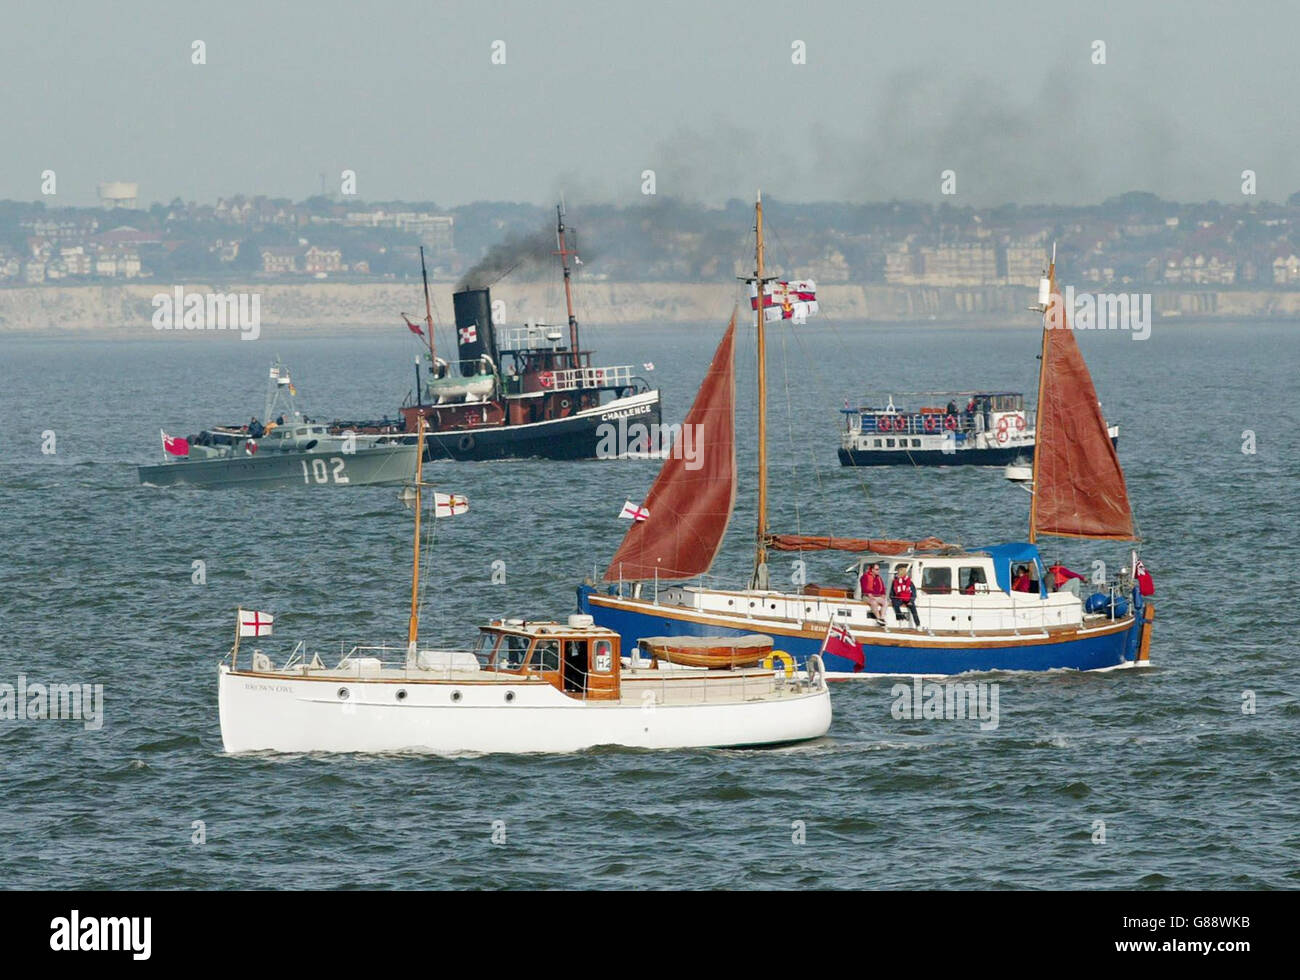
[218,665,831,755]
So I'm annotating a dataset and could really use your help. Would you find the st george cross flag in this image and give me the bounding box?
[161,430,190,457]
[618,500,650,522]
[750,279,819,324]
[459,325,478,344]
[434,492,469,517]
[821,620,864,671]
[237,609,274,637]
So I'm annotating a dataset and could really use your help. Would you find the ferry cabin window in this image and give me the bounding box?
[921,566,952,594]
[959,567,988,594]
[886,438,896,448]
[530,639,561,672]
[911,439,921,448]
[593,639,613,673]
[873,439,882,447]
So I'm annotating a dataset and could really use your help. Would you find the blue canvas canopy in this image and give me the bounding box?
[977,542,1046,597]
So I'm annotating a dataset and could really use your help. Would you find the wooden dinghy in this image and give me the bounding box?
[637,634,774,669]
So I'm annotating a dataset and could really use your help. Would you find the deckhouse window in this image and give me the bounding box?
[497,635,530,669]
[959,567,988,594]
[530,639,560,672]
[921,567,952,594]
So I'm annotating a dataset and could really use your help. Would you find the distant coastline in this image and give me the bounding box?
[3,281,1300,334]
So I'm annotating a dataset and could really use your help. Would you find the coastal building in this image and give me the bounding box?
[303,245,344,274]
[260,246,300,274]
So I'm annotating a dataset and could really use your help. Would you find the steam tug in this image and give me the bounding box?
[349,206,662,461]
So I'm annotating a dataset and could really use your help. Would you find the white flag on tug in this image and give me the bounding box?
[750,279,818,323]
[619,500,650,522]
[237,609,274,637]
[434,492,469,517]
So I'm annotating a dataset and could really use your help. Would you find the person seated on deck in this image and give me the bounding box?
[858,562,887,622]
[247,416,265,439]
[1047,562,1086,597]
[890,564,920,628]
[1012,564,1036,593]
[276,414,285,426]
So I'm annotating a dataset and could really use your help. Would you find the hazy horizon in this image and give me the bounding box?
[5,0,1298,209]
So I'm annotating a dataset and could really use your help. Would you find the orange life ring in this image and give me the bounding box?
[539,372,554,389]
[944,415,957,430]
[876,415,891,431]
[1015,415,1026,431]
[924,415,937,432]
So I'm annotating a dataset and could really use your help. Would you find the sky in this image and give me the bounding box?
[2,0,1297,208]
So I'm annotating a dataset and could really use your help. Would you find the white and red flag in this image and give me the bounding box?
[1133,554,1155,597]
[618,500,650,522]
[821,621,864,672]
[750,279,818,323]
[237,609,274,637]
[434,492,469,517]
[161,430,190,457]
[402,313,425,337]
[458,325,477,344]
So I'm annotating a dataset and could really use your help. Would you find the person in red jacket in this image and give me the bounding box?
[890,564,920,628]
[859,562,887,622]
[1012,564,1035,593]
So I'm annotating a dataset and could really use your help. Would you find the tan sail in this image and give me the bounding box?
[603,314,737,581]
[1030,269,1136,541]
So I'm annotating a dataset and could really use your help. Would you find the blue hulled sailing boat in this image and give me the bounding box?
[578,197,1155,678]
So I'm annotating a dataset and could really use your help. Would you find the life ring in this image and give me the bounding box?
[1015,415,1026,431]
[995,423,1009,444]
[244,440,257,455]
[876,415,891,431]
[944,414,957,430]
[457,434,476,453]
[539,372,554,389]
[761,650,796,678]
[924,415,937,432]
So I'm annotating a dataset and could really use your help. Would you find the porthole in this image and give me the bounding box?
[396,689,408,701]
[451,690,462,703]
[505,691,516,703]
[337,687,350,700]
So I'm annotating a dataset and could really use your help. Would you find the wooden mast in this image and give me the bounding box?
[407,416,428,658]
[1028,246,1055,544]
[556,203,581,369]
[752,191,769,588]
[419,246,436,366]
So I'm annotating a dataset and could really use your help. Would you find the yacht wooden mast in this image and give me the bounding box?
[1028,245,1055,543]
[407,416,428,656]
[751,191,770,588]
[556,203,581,368]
